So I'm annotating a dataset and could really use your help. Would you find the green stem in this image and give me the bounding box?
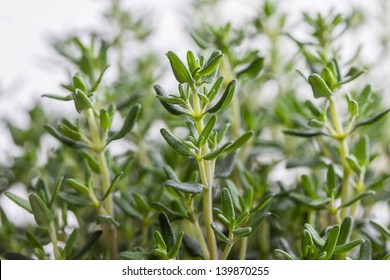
[350,169,365,217]
[49,222,61,260]
[192,86,218,260]
[238,236,248,260]
[329,98,351,219]
[86,108,118,259]
[188,198,210,259]
[221,231,234,260]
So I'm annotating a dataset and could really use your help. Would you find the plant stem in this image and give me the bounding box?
[238,236,248,260]
[329,98,351,219]
[86,108,118,259]
[49,222,61,260]
[221,231,234,260]
[192,86,218,260]
[188,198,210,259]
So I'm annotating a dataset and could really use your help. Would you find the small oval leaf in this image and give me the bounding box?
[160,128,194,156]
[164,180,203,194]
[110,104,141,142]
[29,193,53,226]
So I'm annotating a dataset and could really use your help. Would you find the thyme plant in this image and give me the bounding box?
[0,0,389,260]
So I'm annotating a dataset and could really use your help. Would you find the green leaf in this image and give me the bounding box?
[347,98,358,116]
[301,174,315,198]
[216,122,231,144]
[370,220,390,238]
[65,178,90,195]
[132,193,150,211]
[81,151,100,173]
[215,152,237,178]
[289,193,330,209]
[152,202,186,220]
[70,230,103,260]
[160,128,194,156]
[233,211,249,228]
[187,50,199,73]
[154,231,167,251]
[338,190,375,209]
[90,65,109,93]
[211,223,230,243]
[308,73,333,99]
[304,224,325,247]
[166,51,195,84]
[72,73,88,92]
[202,141,233,160]
[251,192,273,214]
[237,56,265,79]
[337,216,353,245]
[304,100,322,117]
[198,115,217,147]
[99,109,111,131]
[154,85,189,116]
[156,95,185,105]
[250,211,271,232]
[167,231,184,259]
[5,192,32,214]
[190,31,212,49]
[97,215,120,227]
[232,227,252,238]
[359,239,372,260]
[58,123,82,140]
[119,251,157,260]
[41,93,73,101]
[114,196,143,220]
[207,79,237,113]
[101,172,123,201]
[29,193,53,226]
[346,155,362,174]
[352,109,390,132]
[321,225,340,260]
[354,136,369,166]
[301,229,316,259]
[308,119,324,128]
[158,212,176,251]
[109,104,141,141]
[339,67,367,85]
[64,229,79,258]
[164,180,203,194]
[217,214,231,227]
[208,76,224,102]
[221,188,235,223]
[58,192,91,207]
[44,124,87,149]
[283,129,324,138]
[225,131,253,153]
[274,249,295,260]
[197,51,223,77]
[73,89,92,113]
[182,235,203,258]
[26,232,44,251]
[321,67,337,89]
[334,239,364,254]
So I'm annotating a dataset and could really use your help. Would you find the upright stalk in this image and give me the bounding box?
[188,198,210,259]
[49,222,61,260]
[221,231,234,260]
[86,108,118,259]
[329,98,351,219]
[192,86,218,260]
